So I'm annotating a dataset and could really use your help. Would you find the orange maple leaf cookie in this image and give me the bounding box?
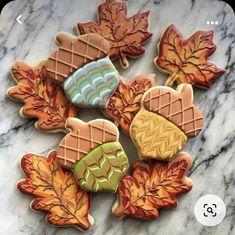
[17,151,93,231]
[103,74,156,135]
[56,118,129,193]
[112,152,193,220]
[130,84,203,160]
[77,0,153,69]
[7,61,77,132]
[154,24,225,88]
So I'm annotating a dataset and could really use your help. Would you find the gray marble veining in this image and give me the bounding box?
[0,0,234,235]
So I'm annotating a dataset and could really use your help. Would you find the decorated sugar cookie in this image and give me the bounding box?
[7,61,77,132]
[77,0,152,69]
[130,84,203,160]
[103,74,156,135]
[17,151,93,231]
[46,33,110,83]
[154,24,225,88]
[45,33,119,108]
[112,152,193,220]
[56,118,129,192]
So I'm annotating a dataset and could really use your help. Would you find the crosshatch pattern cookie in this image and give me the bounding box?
[103,74,156,135]
[45,33,110,84]
[56,118,129,192]
[57,118,118,169]
[77,0,153,69]
[7,61,77,132]
[112,152,193,220]
[130,84,203,160]
[17,151,93,231]
[154,24,225,88]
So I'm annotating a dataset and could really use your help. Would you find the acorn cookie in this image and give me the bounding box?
[130,84,203,160]
[45,33,119,108]
[56,118,129,192]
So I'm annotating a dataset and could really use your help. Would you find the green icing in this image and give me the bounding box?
[73,142,129,193]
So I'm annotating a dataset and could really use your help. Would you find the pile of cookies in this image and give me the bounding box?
[7,0,225,231]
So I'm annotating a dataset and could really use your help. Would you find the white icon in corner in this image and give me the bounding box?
[194,194,226,227]
[206,20,219,25]
[16,15,23,24]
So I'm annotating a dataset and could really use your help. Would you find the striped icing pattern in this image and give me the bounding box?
[63,57,119,107]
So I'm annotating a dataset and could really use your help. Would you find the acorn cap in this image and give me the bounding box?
[46,33,110,84]
[142,84,203,137]
[56,118,118,169]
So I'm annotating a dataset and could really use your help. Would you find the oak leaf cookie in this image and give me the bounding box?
[45,33,119,108]
[112,152,193,220]
[130,84,203,160]
[103,74,156,135]
[56,118,129,192]
[154,24,225,88]
[7,61,77,133]
[77,0,152,69]
[17,151,93,231]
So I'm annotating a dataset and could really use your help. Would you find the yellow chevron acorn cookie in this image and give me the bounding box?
[130,84,203,160]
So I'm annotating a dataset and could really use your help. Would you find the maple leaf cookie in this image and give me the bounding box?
[130,84,203,160]
[56,118,129,193]
[154,25,225,88]
[112,152,193,220]
[45,33,119,108]
[77,0,153,69]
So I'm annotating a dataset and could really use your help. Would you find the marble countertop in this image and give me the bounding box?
[0,0,235,234]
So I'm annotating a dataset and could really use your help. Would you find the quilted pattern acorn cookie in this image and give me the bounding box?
[130,84,203,160]
[56,118,129,192]
[154,24,225,88]
[45,33,119,108]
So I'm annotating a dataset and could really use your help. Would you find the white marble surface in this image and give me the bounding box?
[0,0,235,234]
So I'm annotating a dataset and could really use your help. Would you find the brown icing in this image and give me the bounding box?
[45,33,110,84]
[143,84,203,137]
[56,118,118,169]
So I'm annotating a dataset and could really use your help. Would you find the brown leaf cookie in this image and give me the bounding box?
[130,84,203,160]
[154,24,225,88]
[17,151,93,231]
[7,61,78,132]
[77,0,153,69]
[112,152,193,220]
[45,33,110,84]
[103,74,156,135]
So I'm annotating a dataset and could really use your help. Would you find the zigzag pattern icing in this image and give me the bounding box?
[63,57,119,107]
[74,142,129,192]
